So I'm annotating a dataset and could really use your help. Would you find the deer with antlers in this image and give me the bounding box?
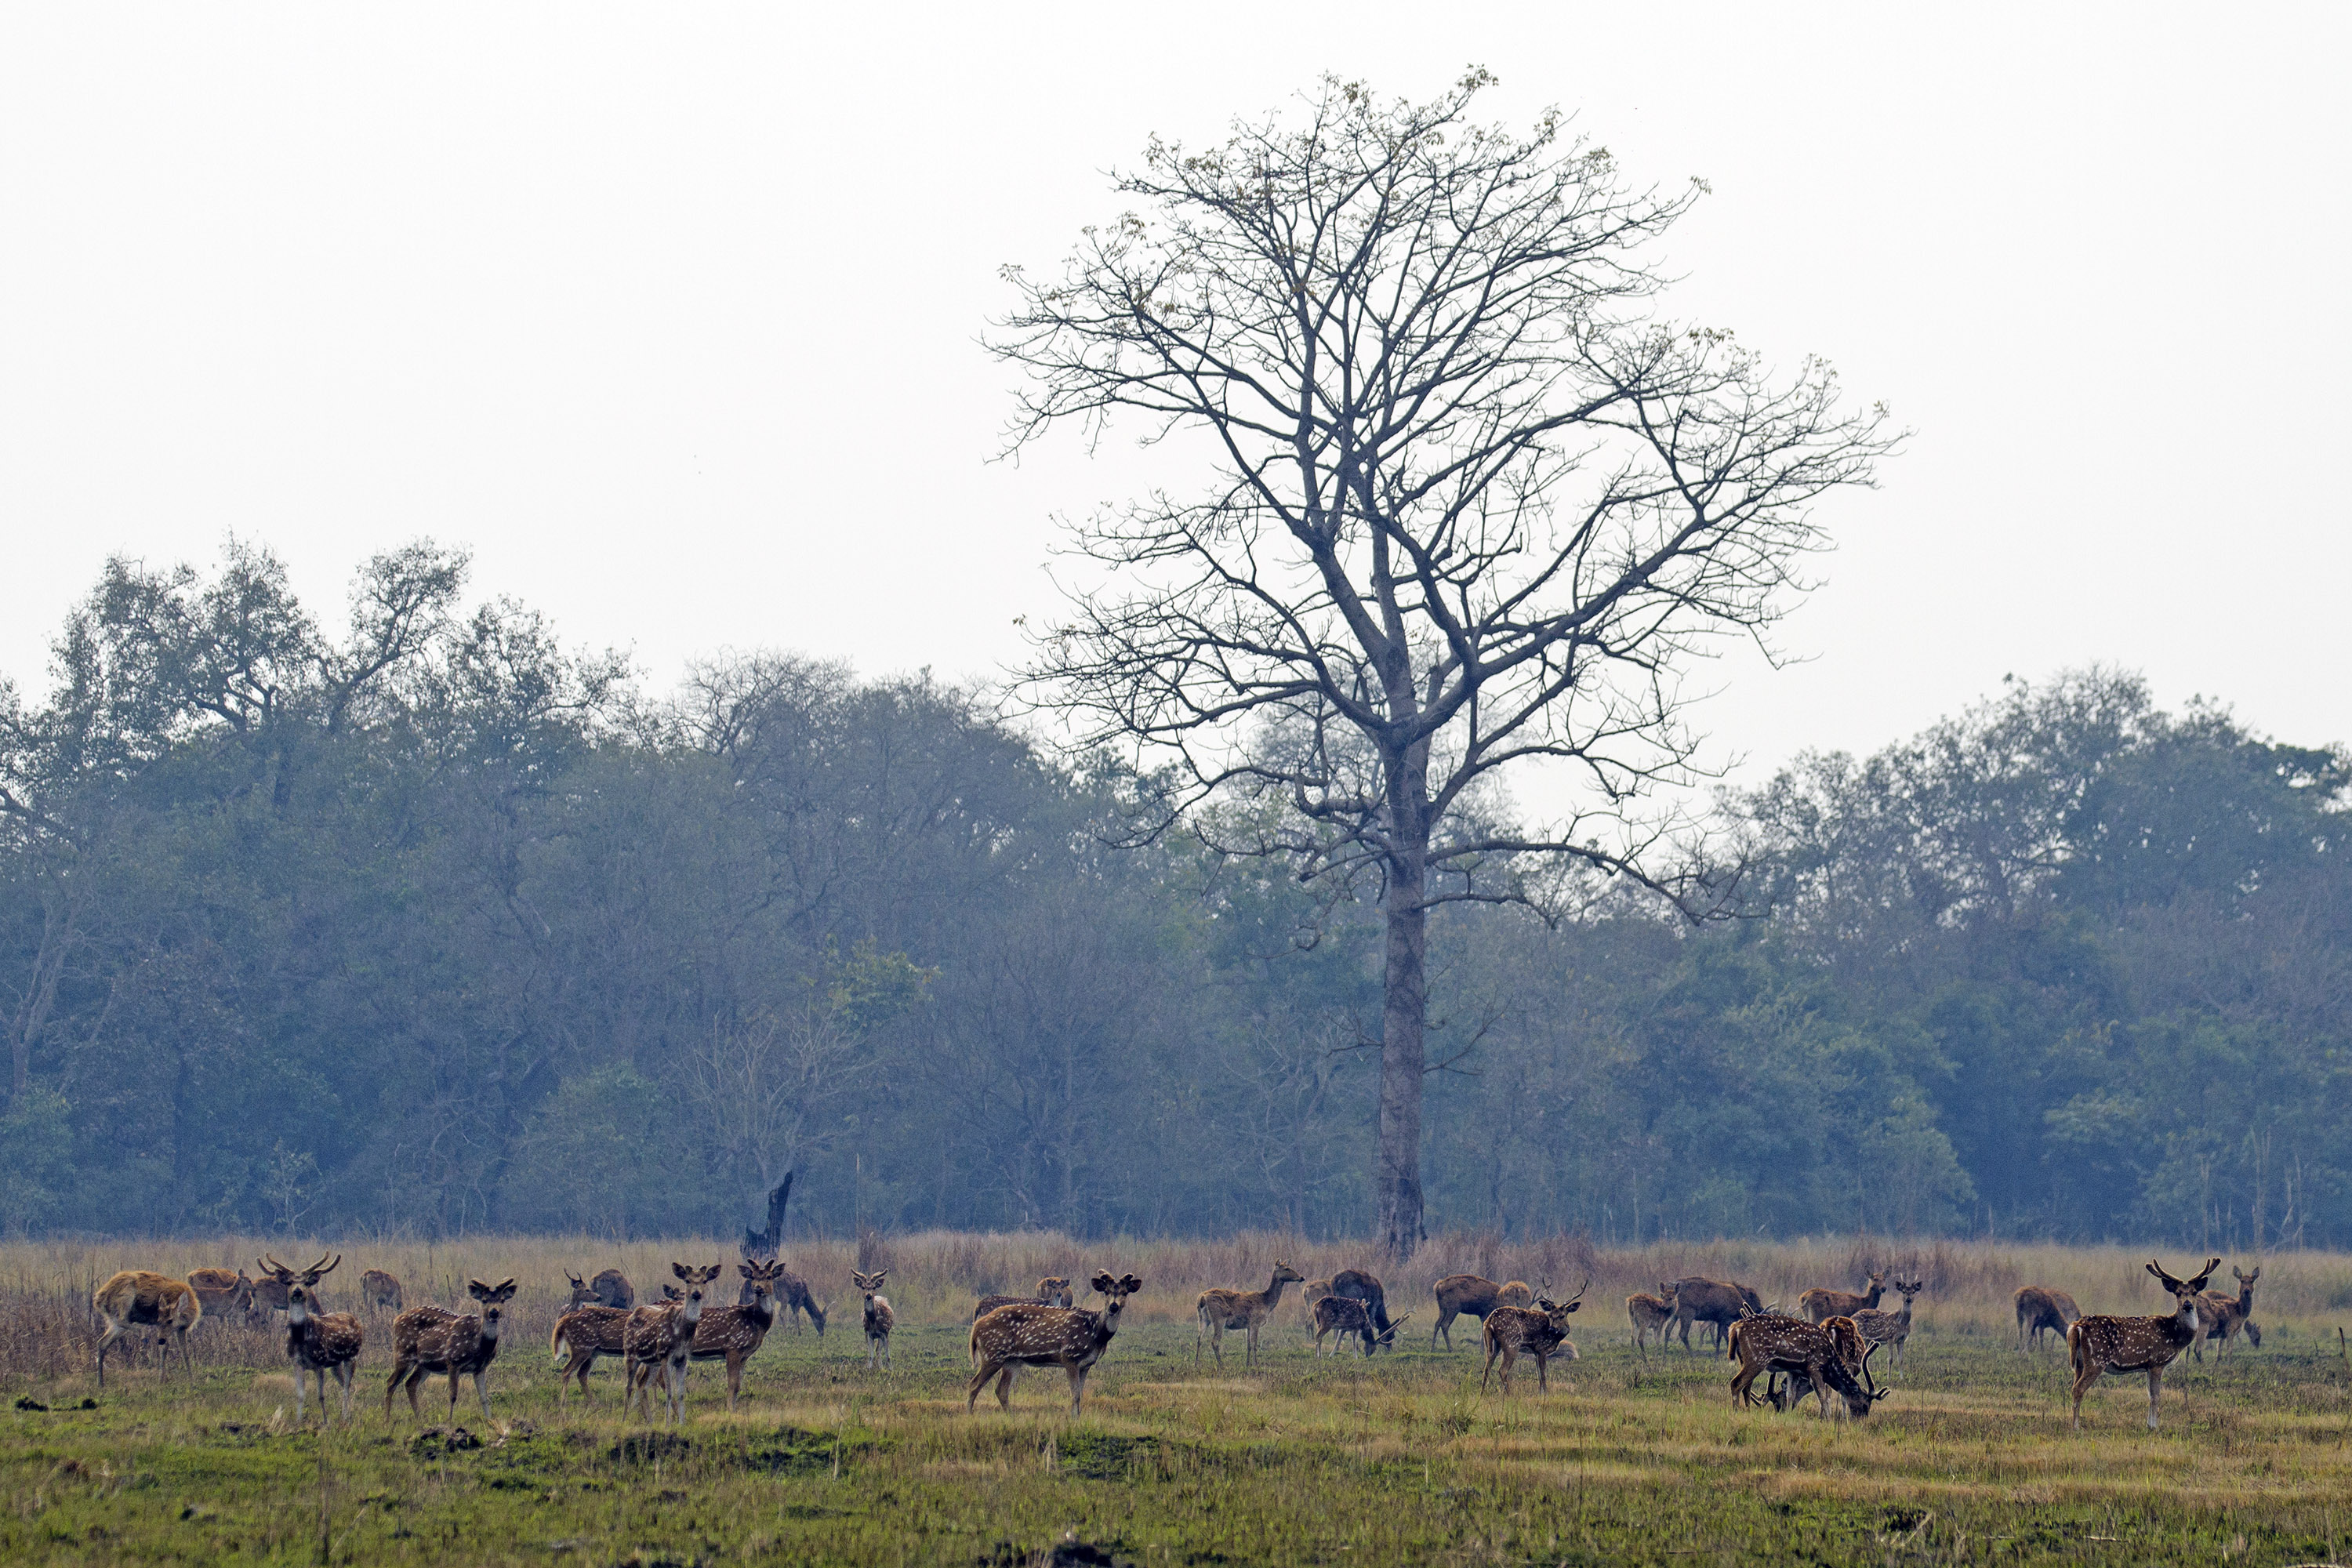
[1309,1293,1413,1357]
[2067,1258,2219,1431]
[385,1277,517,1423]
[1759,1313,1884,1415]
[1196,1261,1304,1369]
[969,1270,1142,1415]
[2013,1285,2078,1351]
[1626,1283,1679,1359]
[1799,1267,1887,1325]
[2194,1266,2262,1361]
[673,1258,786,1410]
[1850,1278,1923,1370]
[974,1276,1075,1318]
[1479,1282,1587,1395]
[855,1269,895,1371]
[1726,1311,1887,1419]
[625,1263,721,1425]
[93,1271,202,1388]
[260,1254,365,1422]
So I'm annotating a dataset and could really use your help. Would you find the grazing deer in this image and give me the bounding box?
[1799,1268,1888,1325]
[360,1269,404,1315]
[1330,1269,1393,1349]
[682,1259,786,1410]
[1196,1261,1305,1369]
[187,1267,256,1324]
[1762,1314,1884,1415]
[2013,1285,2078,1352]
[625,1263,721,1425]
[1479,1282,1588,1395]
[969,1270,1142,1415]
[1726,1312,1886,1419]
[2067,1258,2220,1431]
[1851,1279,1923,1370]
[855,1269,895,1371]
[773,1261,826,1334]
[974,1276,1076,1318]
[261,1254,364,1422]
[1430,1275,1508,1350]
[2194,1266,2261,1361]
[1669,1277,1763,1351]
[1309,1294,1413,1357]
[1626,1283,1680,1359]
[384,1278,517,1423]
[93,1271,202,1388]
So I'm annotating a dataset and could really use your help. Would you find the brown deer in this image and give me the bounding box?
[773,1261,826,1334]
[1626,1283,1679,1359]
[359,1269,404,1315]
[1669,1276,1763,1350]
[681,1258,786,1410]
[1799,1268,1887,1325]
[1496,1279,1535,1308]
[2013,1285,2078,1351]
[2067,1257,2220,1431]
[249,1267,292,1322]
[625,1263,722,1425]
[1430,1275,1508,1350]
[1726,1312,1886,1419]
[1195,1261,1305,1368]
[1309,1294,1413,1357]
[93,1271,202,1388]
[855,1269,895,1370]
[974,1276,1075,1318]
[969,1270,1142,1415]
[1329,1269,1393,1349]
[1850,1278,1923,1370]
[2193,1266,2261,1361]
[1479,1282,1588,1394]
[187,1267,256,1324]
[384,1277,517,1423]
[262,1254,364,1422]
[588,1268,634,1308]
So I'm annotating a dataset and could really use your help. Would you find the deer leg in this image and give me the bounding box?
[1480,1338,1500,1392]
[2070,1365,2099,1430]
[1068,1367,1086,1417]
[2144,1368,2163,1432]
[336,1363,355,1421]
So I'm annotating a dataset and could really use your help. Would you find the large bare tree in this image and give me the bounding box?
[994,74,1896,1257]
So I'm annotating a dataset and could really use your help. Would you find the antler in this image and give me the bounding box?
[308,1254,339,1281]
[259,1254,292,1279]
[1568,1277,1590,1305]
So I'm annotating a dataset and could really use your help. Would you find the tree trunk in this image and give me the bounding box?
[1375,755,1430,1261]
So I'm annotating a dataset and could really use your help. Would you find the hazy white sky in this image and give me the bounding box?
[4,3,2347,793]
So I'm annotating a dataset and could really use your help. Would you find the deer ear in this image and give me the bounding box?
[1091,1271,1116,1292]
[467,1279,491,1301]
[1120,1274,1143,1294]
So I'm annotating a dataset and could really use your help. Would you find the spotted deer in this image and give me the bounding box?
[2067,1258,2220,1430]
[682,1259,787,1410]
[855,1269,895,1370]
[93,1271,202,1388]
[1330,1269,1393,1349]
[262,1254,365,1422]
[974,1276,1074,1319]
[384,1277,517,1422]
[1626,1283,1679,1359]
[1799,1268,1887,1325]
[187,1267,256,1325]
[1669,1277,1764,1351]
[360,1269,404,1315]
[2194,1266,2261,1361]
[2013,1285,2078,1351]
[1726,1312,1886,1419]
[1309,1294,1413,1357]
[969,1270,1142,1415]
[1479,1282,1587,1395]
[550,1279,640,1407]
[625,1263,721,1424]
[1850,1278,1923,1370]
[1765,1314,1882,1414]
[1196,1261,1304,1369]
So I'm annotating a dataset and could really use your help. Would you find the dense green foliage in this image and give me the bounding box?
[2,546,2346,1244]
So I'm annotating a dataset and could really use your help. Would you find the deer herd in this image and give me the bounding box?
[78,1245,2278,1434]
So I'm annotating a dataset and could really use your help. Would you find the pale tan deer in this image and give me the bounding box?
[1496,1279,1535,1308]
[385,1277,517,1423]
[625,1263,721,1425]
[262,1254,364,1422]
[855,1269,895,1370]
[1479,1282,1587,1395]
[1850,1279,1922,1370]
[2193,1266,2261,1361]
[93,1270,201,1388]
[1799,1268,1887,1325]
[187,1267,256,1325]
[2013,1285,2078,1351]
[974,1276,1075,1318]
[1195,1261,1304,1369]
[1626,1283,1679,1359]
[359,1269,404,1315]
[969,1270,1142,1415]
[2067,1258,2219,1430]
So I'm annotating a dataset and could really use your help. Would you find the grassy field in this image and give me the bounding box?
[1,1232,2348,1566]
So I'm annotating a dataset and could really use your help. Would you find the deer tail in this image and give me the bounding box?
[2066,1320,2085,1379]
[550,1318,569,1366]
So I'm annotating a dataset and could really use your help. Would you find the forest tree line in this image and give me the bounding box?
[2,543,2346,1248]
